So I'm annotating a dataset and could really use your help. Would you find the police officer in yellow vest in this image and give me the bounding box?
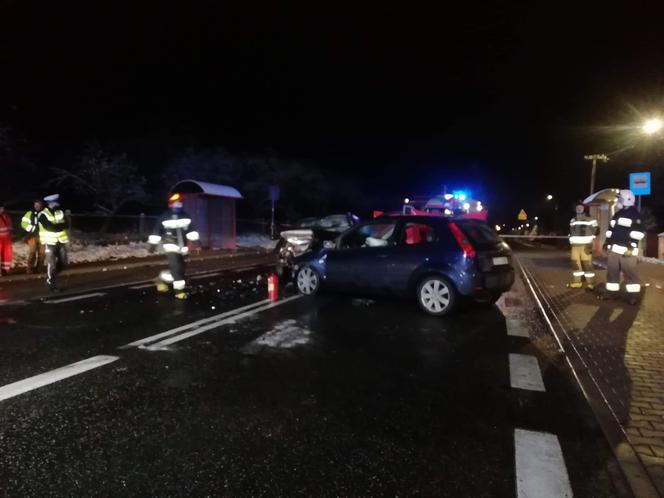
[38,194,70,292]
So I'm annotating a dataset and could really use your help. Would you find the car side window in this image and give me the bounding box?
[400,222,438,246]
[339,222,397,249]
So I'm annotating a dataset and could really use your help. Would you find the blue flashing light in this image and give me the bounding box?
[453,190,469,201]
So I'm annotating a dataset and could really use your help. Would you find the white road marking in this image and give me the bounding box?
[46,292,107,304]
[190,272,221,280]
[0,355,119,403]
[515,428,573,498]
[128,283,155,290]
[509,353,546,392]
[145,295,303,350]
[120,299,271,349]
[506,319,530,338]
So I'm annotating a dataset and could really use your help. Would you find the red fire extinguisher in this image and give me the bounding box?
[267,273,279,301]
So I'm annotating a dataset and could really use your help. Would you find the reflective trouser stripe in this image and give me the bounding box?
[626,284,641,293]
[606,282,620,291]
[584,273,595,278]
[173,280,186,290]
[573,271,585,277]
[159,270,174,282]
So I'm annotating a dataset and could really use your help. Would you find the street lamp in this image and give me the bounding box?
[642,118,663,135]
[546,194,553,201]
[584,154,609,196]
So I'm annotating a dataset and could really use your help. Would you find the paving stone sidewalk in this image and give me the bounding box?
[519,249,664,496]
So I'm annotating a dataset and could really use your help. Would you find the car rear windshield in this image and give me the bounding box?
[455,220,500,246]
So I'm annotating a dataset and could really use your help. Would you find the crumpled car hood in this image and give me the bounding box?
[280,229,315,245]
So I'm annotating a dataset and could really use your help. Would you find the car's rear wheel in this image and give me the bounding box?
[296,265,321,295]
[417,275,457,316]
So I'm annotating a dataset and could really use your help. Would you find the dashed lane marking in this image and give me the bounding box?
[127,265,259,289]
[0,355,119,403]
[45,292,107,304]
[128,283,155,290]
[190,272,221,280]
[144,295,303,350]
[509,353,546,392]
[515,428,573,498]
[506,319,530,338]
[119,299,271,349]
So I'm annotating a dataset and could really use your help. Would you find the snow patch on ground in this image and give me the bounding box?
[640,256,664,265]
[236,233,278,250]
[242,319,312,354]
[11,241,152,268]
[9,232,272,269]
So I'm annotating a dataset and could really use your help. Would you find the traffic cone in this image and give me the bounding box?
[267,273,279,301]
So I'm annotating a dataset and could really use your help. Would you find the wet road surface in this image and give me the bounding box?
[0,260,630,496]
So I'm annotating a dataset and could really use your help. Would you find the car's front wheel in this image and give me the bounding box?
[296,265,321,296]
[417,275,457,316]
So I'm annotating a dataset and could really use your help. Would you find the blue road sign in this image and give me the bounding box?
[629,172,651,196]
[269,185,280,201]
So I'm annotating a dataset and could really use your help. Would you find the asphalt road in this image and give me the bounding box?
[0,256,630,497]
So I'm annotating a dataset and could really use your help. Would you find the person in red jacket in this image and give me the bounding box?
[0,202,13,276]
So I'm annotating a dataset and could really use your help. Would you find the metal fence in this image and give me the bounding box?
[5,211,291,243]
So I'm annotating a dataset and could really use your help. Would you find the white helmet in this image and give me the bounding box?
[617,189,635,208]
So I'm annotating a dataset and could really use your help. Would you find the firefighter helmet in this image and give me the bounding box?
[617,189,635,208]
[168,193,184,210]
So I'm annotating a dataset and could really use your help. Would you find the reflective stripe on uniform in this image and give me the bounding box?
[606,282,620,291]
[186,231,199,241]
[610,220,616,227]
[163,243,188,255]
[162,218,192,229]
[573,271,585,277]
[148,235,162,244]
[173,280,186,290]
[569,235,595,244]
[159,270,174,282]
[584,272,595,278]
[626,283,641,293]
[605,230,612,238]
[163,243,181,253]
[633,248,639,256]
[610,244,628,255]
[617,217,633,227]
[570,220,597,226]
[630,230,645,240]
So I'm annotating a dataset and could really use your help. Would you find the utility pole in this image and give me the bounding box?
[584,154,609,196]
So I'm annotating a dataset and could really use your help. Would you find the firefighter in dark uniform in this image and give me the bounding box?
[601,189,645,305]
[148,193,199,299]
[568,203,599,289]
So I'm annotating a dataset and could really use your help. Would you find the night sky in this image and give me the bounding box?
[2,1,664,223]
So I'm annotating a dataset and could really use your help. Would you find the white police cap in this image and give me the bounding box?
[44,194,60,203]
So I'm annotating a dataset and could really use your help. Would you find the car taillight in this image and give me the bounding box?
[448,222,477,258]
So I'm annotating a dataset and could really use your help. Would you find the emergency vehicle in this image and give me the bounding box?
[374,192,488,221]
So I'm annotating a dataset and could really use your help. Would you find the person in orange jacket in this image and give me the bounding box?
[0,202,14,276]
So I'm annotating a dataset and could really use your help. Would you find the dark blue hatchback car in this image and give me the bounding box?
[292,216,514,315]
